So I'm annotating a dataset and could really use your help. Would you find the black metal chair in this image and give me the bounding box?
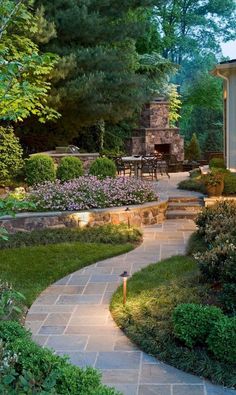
[115,157,134,177]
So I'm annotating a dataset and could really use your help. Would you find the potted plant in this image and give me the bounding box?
[203,172,224,197]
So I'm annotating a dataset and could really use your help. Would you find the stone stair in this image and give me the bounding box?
[166,197,204,220]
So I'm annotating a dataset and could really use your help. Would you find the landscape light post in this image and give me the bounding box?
[120,271,129,305]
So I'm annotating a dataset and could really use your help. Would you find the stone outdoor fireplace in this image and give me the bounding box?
[130,98,184,161]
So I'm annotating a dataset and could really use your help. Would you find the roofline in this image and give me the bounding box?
[211,62,236,77]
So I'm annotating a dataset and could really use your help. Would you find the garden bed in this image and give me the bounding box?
[110,201,236,388]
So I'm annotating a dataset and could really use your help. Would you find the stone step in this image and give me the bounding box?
[168,202,203,211]
[166,210,201,220]
[168,197,203,203]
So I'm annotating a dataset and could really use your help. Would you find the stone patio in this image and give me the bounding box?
[25,174,235,395]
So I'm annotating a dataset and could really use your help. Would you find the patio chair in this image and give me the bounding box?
[140,157,157,180]
[115,157,134,176]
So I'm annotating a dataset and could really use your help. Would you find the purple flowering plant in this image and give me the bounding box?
[29,176,158,211]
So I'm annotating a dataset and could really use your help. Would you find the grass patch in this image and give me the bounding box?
[0,242,133,306]
[110,255,236,388]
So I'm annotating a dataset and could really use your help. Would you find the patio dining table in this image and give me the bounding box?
[121,156,167,178]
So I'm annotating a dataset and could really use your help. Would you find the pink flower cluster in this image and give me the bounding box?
[29,176,158,211]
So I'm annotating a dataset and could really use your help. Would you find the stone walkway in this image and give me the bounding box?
[26,217,235,395]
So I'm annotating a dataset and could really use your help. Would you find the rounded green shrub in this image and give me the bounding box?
[0,126,23,185]
[89,157,116,179]
[207,316,236,364]
[209,157,225,169]
[25,154,56,186]
[172,303,224,348]
[56,156,83,181]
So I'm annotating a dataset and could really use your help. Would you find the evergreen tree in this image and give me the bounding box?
[185,133,201,161]
[31,0,173,145]
[204,130,223,153]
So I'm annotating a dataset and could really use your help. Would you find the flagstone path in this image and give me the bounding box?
[26,174,235,395]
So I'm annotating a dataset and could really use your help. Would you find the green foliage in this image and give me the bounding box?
[56,156,84,181]
[178,178,206,194]
[110,255,236,387]
[207,317,236,364]
[204,129,224,154]
[25,154,56,185]
[172,304,224,348]
[219,284,236,316]
[195,243,236,284]
[0,224,142,250]
[209,158,225,169]
[196,201,236,241]
[0,280,26,321]
[223,171,236,195]
[168,84,181,127]
[0,126,23,185]
[89,157,116,179]
[185,133,201,161]
[0,0,59,122]
[0,321,120,394]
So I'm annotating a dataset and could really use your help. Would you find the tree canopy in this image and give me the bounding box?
[0,0,59,122]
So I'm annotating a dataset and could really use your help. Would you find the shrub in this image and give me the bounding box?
[0,321,120,395]
[0,126,23,185]
[0,224,142,249]
[185,133,201,161]
[194,243,236,284]
[223,171,236,195]
[89,157,116,179]
[0,281,26,321]
[207,316,236,364]
[219,283,236,315]
[178,178,206,194]
[25,154,56,185]
[172,303,224,348]
[29,176,157,211]
[196,201,236,240]
[209,158,225,169]
[56,156,84,181]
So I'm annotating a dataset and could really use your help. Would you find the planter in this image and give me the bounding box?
[206,181,224,197]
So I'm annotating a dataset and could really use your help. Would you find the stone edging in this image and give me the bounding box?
[0,200,168,232]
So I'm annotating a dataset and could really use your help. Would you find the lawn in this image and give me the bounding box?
[110,255,236,388]
[0,241,133,306]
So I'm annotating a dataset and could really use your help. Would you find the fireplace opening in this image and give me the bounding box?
[154,144,171,155]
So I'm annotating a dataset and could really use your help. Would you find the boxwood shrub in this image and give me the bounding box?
[207,316,236,364]
[0,321,120,395]
[172,303,224,348]
[57,156,84,181]
[89,157,116,179]
[25,154,56,186]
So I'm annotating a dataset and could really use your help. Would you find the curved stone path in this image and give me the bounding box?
[26,217,235,395]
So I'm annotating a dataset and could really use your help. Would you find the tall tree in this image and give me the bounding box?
[153,0,236,66]
[30,0,174,149]
[0,0,59,121]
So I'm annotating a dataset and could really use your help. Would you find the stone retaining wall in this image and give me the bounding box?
[0,201,168,232]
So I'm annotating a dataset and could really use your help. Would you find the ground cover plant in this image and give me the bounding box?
[110,202,236,387]
[0,224,142,250]
[28,176,158,211]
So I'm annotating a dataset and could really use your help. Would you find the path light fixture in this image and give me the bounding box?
[125,207,131,228]
[120,271,130,305]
